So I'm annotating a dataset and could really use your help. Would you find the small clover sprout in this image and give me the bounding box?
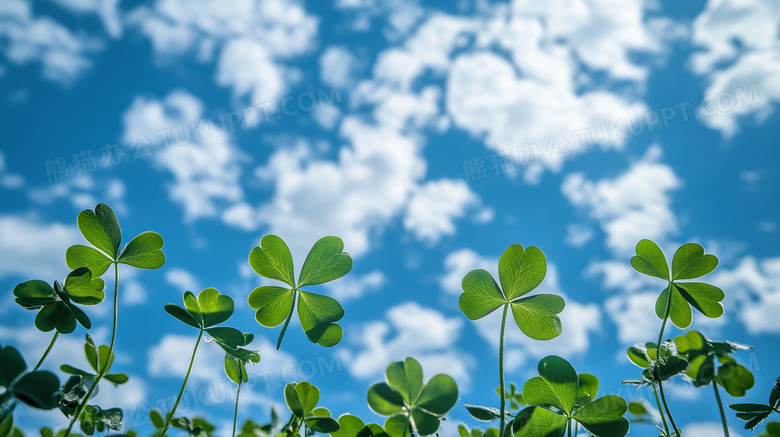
[283,381,340,434]
[366,357,458,437]
[248,235,352,349]
[514,356,629,437]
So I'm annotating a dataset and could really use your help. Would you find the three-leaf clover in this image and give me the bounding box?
[729,377,780,430]
[623,342,689,386]
[65,203,165,277]
[59,334,129,391]
[13,268,104,334]
[366,357,458,437]
[165,288,245,347]
[0,344,60,425]
[631,240,723,328]
[284,381,340,434]
[459,244,564,341]
[674,330,754,396]
[514,356,629,437]
[248,235,352,349]
[457,425,499,437]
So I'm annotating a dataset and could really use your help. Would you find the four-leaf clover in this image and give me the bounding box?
[248,235,352,349]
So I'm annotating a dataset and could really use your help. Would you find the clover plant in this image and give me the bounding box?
[62,203,165,436]
[366,357,458,436]
[730,376,780,431]
[247,235,352,349]
[630,240,723,436]
[282,381,339,435]
[459,244,563,436]
[329,414,389,437]
[0,345,60,433]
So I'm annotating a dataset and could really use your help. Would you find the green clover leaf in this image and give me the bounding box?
[459,244,564,341]
[515,356,629,437]
[284,382,340,433]
[66,203,165,277]
[674,330,754,395]
[730,377,780,430]
[0,344,60,416]
[366,357,458,437]
[623,342,689,385]
[631,240,723,329]
[328,414,389,437]
[248,235,351,349]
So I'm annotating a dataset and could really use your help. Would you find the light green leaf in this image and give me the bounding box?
[630,240,669,281]
[498,245,547,301]
[65,245,113,277]
[77,204,121,260]
[183,291,202,326]
[417,374,458,416]
[206,327,244,348]
[522,355,579,415]
[626,345,650,368]
[572,395,629,437]
[298,236,353,287]
[294,381,320,416]
[577,373,599,404]
[676,282,724,319]
[510,294,565,340]
[718,363,754,397]
[512,406,567,437]
[384,414,412,437]
[247,286,292,327]
[386,358,424,406]
[459,269,506,320]
[164,304,201,329]
[306,416,340,433]
[196,288,234,328]
[330,415,366,437]
[64,268,105,305]
[249,235,296,287]
[367,383,405,416]
[465,404,501,422]
[297,291,344,346]
[284,383,305,418]
[672,243,718,280]
[117,232,165,269]
[411,407,440,435]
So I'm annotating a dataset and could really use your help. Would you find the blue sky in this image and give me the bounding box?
[1,0,779,436]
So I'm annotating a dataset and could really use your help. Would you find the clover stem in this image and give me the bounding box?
[653,382,670,435]
[656,283,681,437]
[499,304,509,437]
[232,366,243,437]
[713,382,730,437]
[161,328,203,436]
[276,289,297,350]
[33,331,59,371]
[567,417,572,437]
[63,262,120,437]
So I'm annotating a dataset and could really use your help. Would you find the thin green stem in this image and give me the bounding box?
[276,289,297,350]
[233,366,243,437]
[160,328,204,436]
[63,263,120,437]
[713,382,730,437]
[499,304,509,437]
[33,331,59,371]
[653,382,671,435]
[568,417,572,437]
[656,282,681,437]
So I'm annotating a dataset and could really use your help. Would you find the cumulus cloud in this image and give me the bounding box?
[324,270,385,302]
[164,267,201,292]
[711,256,780,334]
[0,214,81,280]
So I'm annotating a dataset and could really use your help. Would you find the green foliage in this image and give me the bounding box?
[625,398,661,425]
[730,377,780,430]
[459,244,564,340]
[674,330,754,396]
[0,344,60,430]
[513,356,629,437]
[631,240,723,328]
[13,268,104,334]
[457,425,500,437]
[283,381,340,434]
[367,357,458,436]
[248,235,352,349]
[759,422,780,437]
[328,414,389,437]
[623,342,689,386]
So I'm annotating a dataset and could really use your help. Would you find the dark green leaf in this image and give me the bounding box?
[12,371,59,409]
[284,383,304,418]
[385,358,424,406]
[306,416,340,433]
[77,204,121,260]
[297,291,344,346]
[655,284,692,328]
[577,373,599,404]
[411,407,440,435]
[65,246,113,278]
[196,288,234,328]
[522,355,578,415]
[465,404,501,422]
[512,406,567,437]
[367,383,405,416]
[416,374,458,416]
[164,304,201,329]
[676,282,724,319]
[64,268,105,305]
[770,377,780,408]
[572,395,629,437]
[0,346,26,387]
[247,286,292,327]
[35,302,76,334]
[13,280,56,309]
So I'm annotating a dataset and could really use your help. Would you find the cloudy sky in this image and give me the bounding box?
[1,0,779,436]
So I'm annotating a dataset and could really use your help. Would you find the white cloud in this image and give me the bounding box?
[121,90,248,223]
[604,292,659,344]
[320,46,357,86]
[165,267,201,292]
[0,0,102,85]
[562,146,682,256]
[216,38,289,107]
[404,179,482,244]
[565,224,594,247]
[324,270,385,302]
[440,249,497,295]
[346,302,472,387]
[691,0,780,136]
[148,333,227,386]
[711,256,780,334]
[684,422,743,437]
[0,214,81,280]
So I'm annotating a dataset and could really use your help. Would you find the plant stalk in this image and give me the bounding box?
[233,366,243,437]
[656,283,681,437]
[653,382,671,435]
[276,289,297,350]
[63,263,120,437]
[160,328,203,436]
[33,331,59,371]
[499,304,509,437]
[568,417,572,437]
[713,382,730,437]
